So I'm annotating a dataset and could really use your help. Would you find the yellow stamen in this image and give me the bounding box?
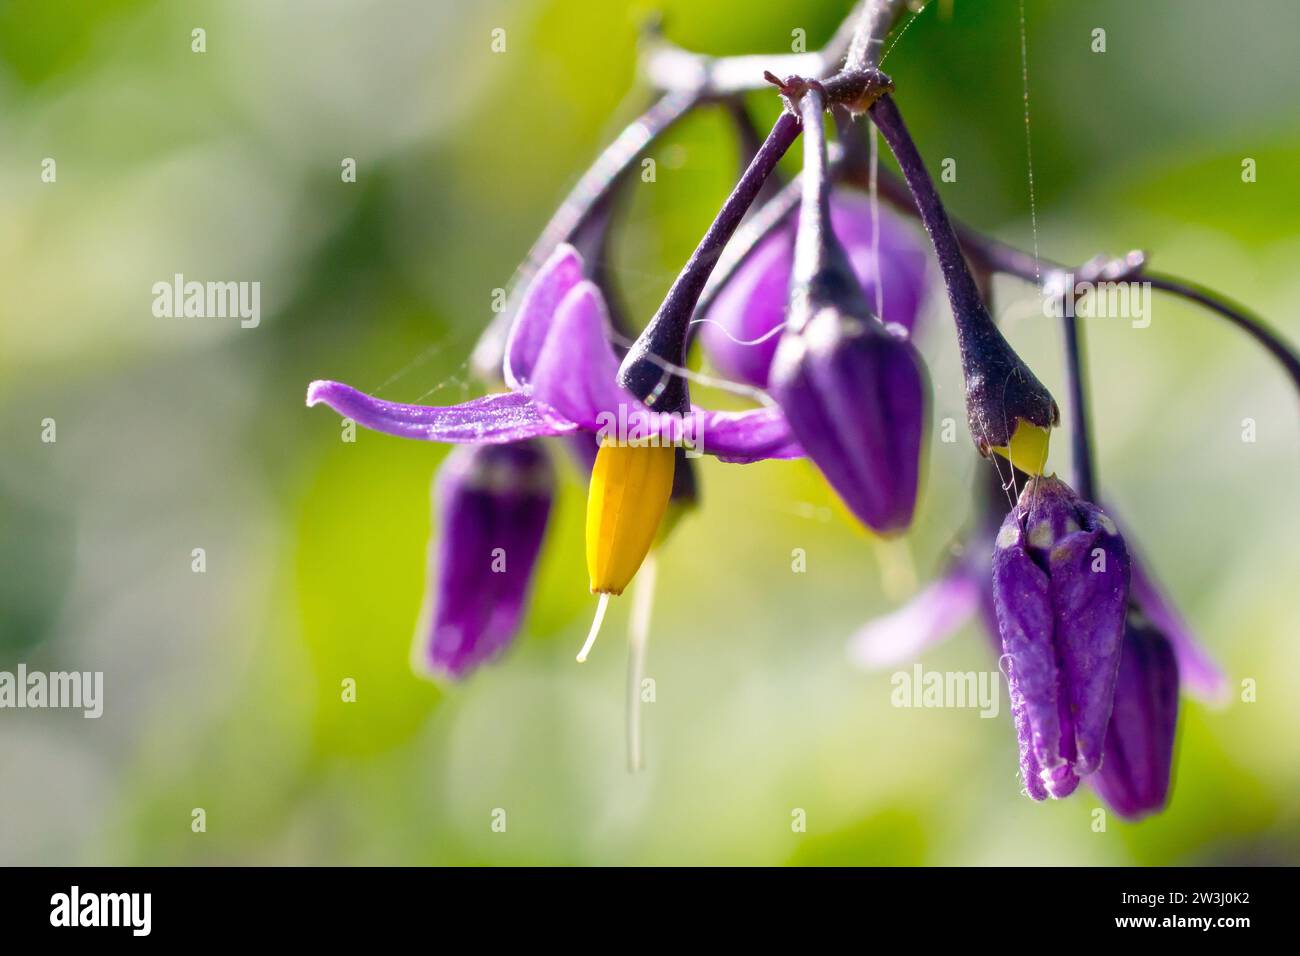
[585,442,676,596]
[991,418,1051,476]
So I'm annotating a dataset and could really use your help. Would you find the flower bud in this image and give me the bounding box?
[769,309,928,534]
[960,318,1059,474]
[1090,614,1179,820]
[416,441,553,680]
[766,87,929,537]
[700,193,928,389]
[992,475,1130,799]
[766,182,929,535]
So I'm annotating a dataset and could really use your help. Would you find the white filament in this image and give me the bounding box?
[576,592,611,663]
[687,317,788,347]
[626,556,657,772]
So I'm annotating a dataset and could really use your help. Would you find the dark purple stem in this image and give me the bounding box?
[1061,311,1096,499]
[789,85,872,324]
[868,92,1058,448]
[522,89,698,279]
[1145,274,1300,397]
[693,174,803,324]
[618,110,802,411]
[796,88,834,277]
[724,98,786,207]
[860,157,1300,402]
[868,94,986,330]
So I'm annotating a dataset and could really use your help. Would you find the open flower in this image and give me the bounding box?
[308,243,803,671]
[699,192,929,389]
[308,244,802,465]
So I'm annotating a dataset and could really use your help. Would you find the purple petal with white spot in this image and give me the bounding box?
[311,268,806,463]
[693,406,803,462]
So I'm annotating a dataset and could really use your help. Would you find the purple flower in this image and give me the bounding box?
[1090,614,1179,820]
[850,474,1222,820]
[416,441,552,680]
[307,244,803,464]
[851,478,1225,701]
[308,243,803,676]
[699,192,929,389]
[991,475,1130,799]
[769,317,927,534]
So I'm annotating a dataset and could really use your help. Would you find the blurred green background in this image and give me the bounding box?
[1,0,1297,865]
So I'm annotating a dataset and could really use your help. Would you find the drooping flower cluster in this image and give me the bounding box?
[301,35,1273,822]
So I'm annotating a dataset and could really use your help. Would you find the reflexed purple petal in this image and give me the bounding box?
[503,244,585,389]
[701,193,929,388]
[1090,617,1179,820]
[769,313,927,533]
[992,513,1076,799]
[416,442,553,680]
[1044,500,1130,775]
[847,569,982,670]
[691,405,803,462]
[1130,552,1226,704]
[530,280,632,431]
[306,380,577,443]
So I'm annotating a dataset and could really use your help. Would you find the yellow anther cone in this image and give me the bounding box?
[586,442,676,596]
[991,418,1052,476]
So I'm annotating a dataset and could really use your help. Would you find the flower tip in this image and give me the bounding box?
[412,658,464,686]
[990,418,1052,476]
[1041,763,1081,800]
[305,379,337,407]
